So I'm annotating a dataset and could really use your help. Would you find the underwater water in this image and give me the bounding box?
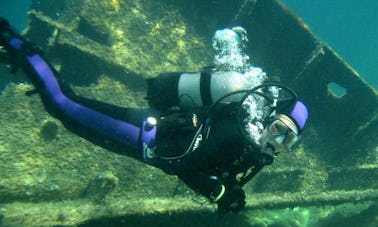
[0,0,28,31]
[1,0,376,89]
[282,0,378,89]
[0,0,377,227]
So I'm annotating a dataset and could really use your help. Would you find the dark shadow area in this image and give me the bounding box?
[31,0,67,20]
[48,44,146,91]
[0,63,30,93]
[166,0,244,29]
[77,17,111,46]
[78,211,252,227]
[326,168,378,191]
[252,169,304,193]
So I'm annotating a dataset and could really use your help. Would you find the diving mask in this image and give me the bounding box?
[207,83,308,152]
[267,114,301,152]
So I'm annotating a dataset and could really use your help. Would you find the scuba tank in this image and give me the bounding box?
[146,26,261,112]
[146,70,257,112]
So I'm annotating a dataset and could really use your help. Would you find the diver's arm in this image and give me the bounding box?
[179,172,226,203]
[0,18,155,155]
[179,170,246,212]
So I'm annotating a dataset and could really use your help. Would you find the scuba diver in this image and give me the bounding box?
[0,18,308,213]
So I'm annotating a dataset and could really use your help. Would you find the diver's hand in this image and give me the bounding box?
[217,184,246,213]
[0,18,19,70]
[258,146,276,165]
[0,17,10,31]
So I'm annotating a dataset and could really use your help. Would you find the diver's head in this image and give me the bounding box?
[260,100,309,153]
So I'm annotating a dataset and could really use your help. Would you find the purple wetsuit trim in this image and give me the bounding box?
[9,37,148,149]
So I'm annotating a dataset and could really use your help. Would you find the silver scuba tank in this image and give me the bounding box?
[146,70,256,111]
[178,71,254,109]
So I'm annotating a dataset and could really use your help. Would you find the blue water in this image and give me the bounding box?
[0,0,29,31]
[282,0,378,89]
[1,0,376,89]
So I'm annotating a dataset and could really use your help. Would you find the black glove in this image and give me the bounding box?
[0,18,13,66]
[0,18,10,31]
[217,184,246,213]
[0,19,41,73]
[258,146,276,165]
[0,17,12,46]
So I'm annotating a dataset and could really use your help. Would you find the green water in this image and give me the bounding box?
[2,0,376,89]
[282,0,378,90]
